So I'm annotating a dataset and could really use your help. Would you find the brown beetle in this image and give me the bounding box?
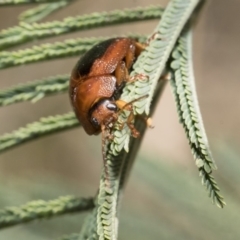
[69,37,145,137]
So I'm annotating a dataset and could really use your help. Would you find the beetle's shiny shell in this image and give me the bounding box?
[69,38,138,135]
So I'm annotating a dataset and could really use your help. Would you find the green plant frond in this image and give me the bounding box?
[96,151,127,240]
[119,79,167,192]
[88,1,202,238]
[0,195,94,229]
[79,207,98,239]
[0,6,163,50]
[91,75,167,240]
[121,0,200,116]
[0,38,103,69]
[0,35,146,69]
[0,112,79,153]
[169,24,225,208]
[19,1,70,23]
[0,0,71,6]
[0,74,69,106]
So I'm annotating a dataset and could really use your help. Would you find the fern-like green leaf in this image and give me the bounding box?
[0,196,94,229]
[0,74,69,106]
[169,24,225,208]
[19,1,70,23]
[0,6,163,49]
[0,38,103,69]
[0,112,79,153]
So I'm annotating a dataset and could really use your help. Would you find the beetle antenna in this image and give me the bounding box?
[118,94,148,115]
[101,125,111,188]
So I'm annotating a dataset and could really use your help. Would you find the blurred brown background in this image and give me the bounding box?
[0,0,240,239]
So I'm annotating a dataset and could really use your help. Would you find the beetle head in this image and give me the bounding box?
[90,99,118,131]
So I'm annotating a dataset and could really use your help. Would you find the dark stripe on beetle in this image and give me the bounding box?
[76,38,118,77]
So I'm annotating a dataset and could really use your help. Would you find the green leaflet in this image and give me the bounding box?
[19,1,70,23]
[0,6,163,49]
[169,25,225,208]
[0,112,79,153]
[0,38,103,69]
[0,74,69,106]
[0,196,94,229]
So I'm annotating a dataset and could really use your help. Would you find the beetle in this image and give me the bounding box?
[69,37,145,137]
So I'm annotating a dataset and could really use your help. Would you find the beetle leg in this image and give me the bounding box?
[128,73,149,83]
[125,44,136,69]
[115,60,128,86]
[115,41,147,86]
[118,96,154,129]
[126,112,140,138]
[114,103,139,138]
[126,114,154,137]
[115,96,150,138]
[115,99,136,136]
[145,31,168,46]
[134,32,165,56]
[114,60,149,89]
[125,42,146,69]
[134,42,146,57]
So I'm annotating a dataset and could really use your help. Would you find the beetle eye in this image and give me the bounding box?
[107,103,117,112]
[91,117,99,127]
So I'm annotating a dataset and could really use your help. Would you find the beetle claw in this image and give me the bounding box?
[128,123,140,138]
[128,73,149,83]
[146,31,166,46]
